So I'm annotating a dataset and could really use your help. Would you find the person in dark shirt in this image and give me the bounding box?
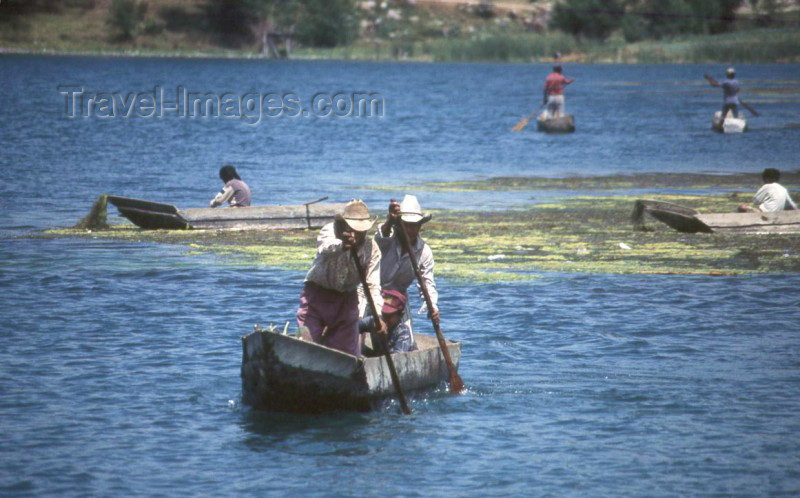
[360,289,417,354]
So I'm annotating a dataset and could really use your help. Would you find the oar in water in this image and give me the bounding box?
[704,73,760,117]
[350,247,412,415]
[739,100,760,117]
[511,104,545,132]
[395,217,465,394]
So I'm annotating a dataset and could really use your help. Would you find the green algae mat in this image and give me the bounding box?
[42,173,800,281]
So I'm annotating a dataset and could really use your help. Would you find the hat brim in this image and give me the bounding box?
[343,216,377,232]
[400,213,432,224]
[382,304,404,314]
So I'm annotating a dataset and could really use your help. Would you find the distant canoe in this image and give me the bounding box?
[107,195,345,230]
[632,199,800,234]
[712,110,746,133]
[241,325,462,413]
[537,112,575,133]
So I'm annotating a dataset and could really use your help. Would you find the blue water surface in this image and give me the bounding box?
[1,55,799,496]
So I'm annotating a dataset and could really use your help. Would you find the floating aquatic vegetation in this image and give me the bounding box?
[39,174,800,281]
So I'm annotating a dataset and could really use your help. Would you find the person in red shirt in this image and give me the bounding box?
[543,65,575,118]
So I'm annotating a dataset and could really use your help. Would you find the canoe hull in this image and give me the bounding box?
[537,112,575,133]
[107,195,344,230]
[241,327,461,413]
[712,111,747,133]
[632,199,800,233]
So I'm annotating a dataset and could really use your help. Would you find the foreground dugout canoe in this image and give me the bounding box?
[712,110,747,133]
[537,112,575,133]
[241,325,462,413]
[632,199,800,233]
[107,195,345,230]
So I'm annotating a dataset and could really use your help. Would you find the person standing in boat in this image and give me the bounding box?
[707,67,740,118]
[359,289,417,353]
[209,164,251,208]
[543,64,575,119]
[738,168,798,213]
[296,199,385,357]
[374,195,439,343]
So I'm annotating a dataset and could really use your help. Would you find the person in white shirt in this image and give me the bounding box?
[374,195,439,342]
[738,168,798,213]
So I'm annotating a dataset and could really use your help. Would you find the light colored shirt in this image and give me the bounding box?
[721,78,740,104]
[210,179,251,207]
[305,222,382,316]
[375,227,438,314]
[753,182,798,212]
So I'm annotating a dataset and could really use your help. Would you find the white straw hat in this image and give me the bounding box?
[399,194,431,224]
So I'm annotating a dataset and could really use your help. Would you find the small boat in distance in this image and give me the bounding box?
[241,324,462,413]
[105,195,345,230]
[632,199,800,233]
[712,110,747,133]
[537,111,575,133]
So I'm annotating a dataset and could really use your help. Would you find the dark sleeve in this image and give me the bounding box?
[359,316,375,333]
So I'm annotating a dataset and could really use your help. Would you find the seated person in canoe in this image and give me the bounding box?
[296,200,385,356]
[359,289,418,354]
[210,164,251,208]
[738,168,798,213]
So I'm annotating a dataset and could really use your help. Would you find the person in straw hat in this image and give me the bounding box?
[296,199,385,356]
[374,195,439,342]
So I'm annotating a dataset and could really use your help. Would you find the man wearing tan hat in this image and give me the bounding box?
[375,195,439,340]
[296,199,385,356]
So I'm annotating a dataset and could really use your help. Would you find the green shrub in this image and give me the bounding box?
[108,0,148,40]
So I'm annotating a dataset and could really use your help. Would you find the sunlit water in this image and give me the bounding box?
[1,56,799,496]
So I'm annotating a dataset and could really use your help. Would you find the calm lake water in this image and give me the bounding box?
[1,55,799,496]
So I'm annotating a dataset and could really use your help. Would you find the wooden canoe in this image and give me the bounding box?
[712,110,746,133]
[537,112,575,133]
[107,195,345,230]
[241,325,462,413]
[632,199,800,233]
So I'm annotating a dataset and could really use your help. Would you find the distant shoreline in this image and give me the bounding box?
[3,47,800,64]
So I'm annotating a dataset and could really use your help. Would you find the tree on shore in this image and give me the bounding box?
[550,0,625,40]
[551,0,746,41]
[204,0,358,56]
[108,0,148,41]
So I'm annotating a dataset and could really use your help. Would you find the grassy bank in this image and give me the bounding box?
[39,173,800,282]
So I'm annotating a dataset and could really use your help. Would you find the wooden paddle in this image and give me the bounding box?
[511,104,545,132]
[395,217,465,394]
[350,247,412,415]
[704,73,759,117]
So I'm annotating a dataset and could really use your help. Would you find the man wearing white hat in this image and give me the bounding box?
[296,199,384,356]
[374,195,439,340]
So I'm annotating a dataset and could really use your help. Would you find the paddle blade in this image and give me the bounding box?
[512,118,530,132]
[449,372,465,394]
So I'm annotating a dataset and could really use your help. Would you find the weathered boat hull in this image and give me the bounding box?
[241,327,462,413]
[712,111,746,133]
[631,199,711,233]
[632,199,800,233]
[107,195,344,230]
[537,112,575,133]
